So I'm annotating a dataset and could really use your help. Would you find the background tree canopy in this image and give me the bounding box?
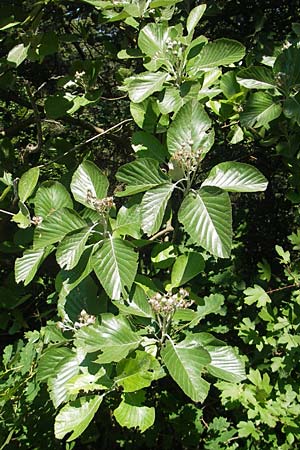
[1,1,300,449]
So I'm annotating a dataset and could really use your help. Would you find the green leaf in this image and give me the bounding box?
[138,22,168,58]
[171,252,205,287]
[191,333,246,382]
[44,94,72,119]
[114,200,142,239]
[141,183,174,236]
[167,100,213,157]
[56,227,92,270]
[37,347,74,382]
[161,336,211,402]
[7,43,30,67]
[201,162,268,192]
[71,161,109,209]
[75,314,141,362]
[244,284,271,308]
[49,353,82,408]
[178,188,232,258]
[132,131,167,162]
[115,350,165,391]
[220,72,241,99]
[187,39,245,73]
[33,208,86,249]
[15,246,53,285]
[240,92,282,128]
[237,66,277,89]
[274,46,300,92]
[124,71,168,103]
[114,391,155,433]
[57,247,94,317]
[34,181,73,217]
[11,201,31,229]
[186,5,206,37]
[283,94,300,125]
[55,395,103,441]
[113,284,154,318]
[116,158,168,197]
[18,167,40,202]
[93,237,138,300]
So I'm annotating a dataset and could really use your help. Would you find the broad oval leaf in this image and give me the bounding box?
[7,43,30,67]
[161,336,211,402]
[75,313,141,362]
[187,38,245,73]
[70,161,109,209]
[138,22,168,57]
[33,208,86,249]
[115,350,165,392]
[114,392,155,433]
[18,167,40,202]
[34,181,73,218]
[123,71,168,103]
[55,395,103,441]
[237,66,277,90]
[178,187,232,258]
[116,158,168,197]
[141,183,174,236]
[15,246,53,285]
[171,251,205,287]
[56,226,92,270]
[240,92,282,128]
[187,5,206,37]
[93,237,138,300]
[201,162,268,192]
[191,333,246,382]
[167,100,213,158]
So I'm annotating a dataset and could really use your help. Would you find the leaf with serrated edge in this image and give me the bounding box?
[201,162,268,192]
[71,161,109,209]
[115,350,165,392]
[55,395,103,441]
[33,208,86,249]
[75,313,141,363]
[15,246,53,285]
[124,71,168,103]
[56,226,92,270]
[167,100,213,157]
[161,336,211,402]
[142,183,174,236]
[34,181,73,217]
[93,237,137,300]
[116,158,168,197]
[114,392,155,433]
[191,333,246,382]
[18,167,40,202]
[187,38,245,73]
[178,187,232,258]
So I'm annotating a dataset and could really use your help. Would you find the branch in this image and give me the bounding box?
[38,118,133,168]
[266,283,299,294]
[149,225,174,241]
[24,81,43,153]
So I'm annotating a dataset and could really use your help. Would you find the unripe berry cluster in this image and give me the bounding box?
[173,141,203,171]
[149,288,193,315]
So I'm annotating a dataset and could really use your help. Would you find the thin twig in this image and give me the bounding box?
[149,225,174,241]
[266,283,299,294]
[0,208,14,217]
[24,81,43,153]
[38,118,133,168]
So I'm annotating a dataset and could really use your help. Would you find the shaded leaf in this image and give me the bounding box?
[171,252,205,287]
[18,167,40,202]
[240,92,282,128]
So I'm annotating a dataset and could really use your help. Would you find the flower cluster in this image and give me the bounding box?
[172,141,203,171]
[57,309,96,331]
[165,37,183,58]
[86,189,115,213]
[31,215,43,226]
[149,288,193,315]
